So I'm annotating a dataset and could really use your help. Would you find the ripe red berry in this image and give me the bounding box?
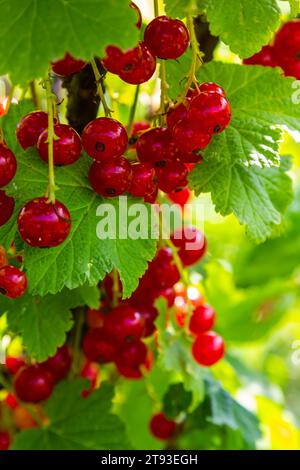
[51,52,86,76]
[14,365,54,403]
[128,121,150,147]
[192,331,225,366]
[42,344,72,382]
[0,431,10,450]
[0,266,27,298]
[118,42,156,85]
[17,197,71,248]
[0,244,8,268]
[171,226,207,266]
[136,127,178,165]
[81,361,99,390]
[89,157,132,197]
[189,82,226,100]
[130,1,142,29]
[117,364,143,379]
[5,356,26,375]
[168,187,191,207]
[243,45,277,67]
[83,328,117,363]
[189,92,232,134]
[166,101,189,131]
[128,163,157,198]
[86,306,108,329]
[103,305,145,342]
[144,185,158,203]
[82,117,128,162]
[172,118,212,153]
[151,247,180,289]
[0,143,17,188]
[5,392,18,410]
[156,160,188,193]
[149,412,176,440]
[273,20,300,69]
[160,287,176,307]
[189,305,215,335]
[0,190,14,227]
[144,16,189,59]
[134,304,158,337]
[115,339,147,369]
[102,45,124,74]
[37,124,82,166]
[16,111,49,149]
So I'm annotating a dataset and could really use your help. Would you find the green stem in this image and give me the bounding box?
[0,127,4,143]
[90,58,112,117]
[45,75,58,204]
[154,0,159,16]
[30,80,41,109]
[127,84,140,136]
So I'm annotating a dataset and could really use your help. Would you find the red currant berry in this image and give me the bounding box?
[81,361,99,390]
[168,187,191,207]
[243,45,277,67]
[42,345,72,382]
[116,364,143,379]
[0,431,10,450]
[16,111,49,149]
[281,60,300,79]
[14,365,54,403]
[102,45,124,74]
[189,82,226,99]
[176,150,203,164]
[156,160,188,193]
[130,1,142,29]
[128,163,157,198]
[149,412,176,440]
[5,356,26,375]
[151,247,180,289]
[144,184,158,203]
[103,305,145,342]
[0,244,8,268]
[136,127,178,165]
[51,52,86,76]
[89,157,132,197]
[134,304,158,337]
[0,190,14,227]
[0,266,27,298]
[37,124,82,166]
[188,92,232,134]
[0,95,9,118]
[192,331,225,366]
[82,117,128,162]
[171,226,207,266]
[86,305,108,329]
[273,20,300,66]
[189,305,215,335]
[172,118,212,153]
[0,143,17,188]
[160,287,176,307]
[118,42,156,85]
[144,16,189,59]
[5,392,18,410]
[83,328,117,363]
[166,101,190,131]
[17,197,71,248]
[115,339,147,369]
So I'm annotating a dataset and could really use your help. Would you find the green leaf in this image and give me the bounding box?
[205,378,261,448]
[287,0,300,16]
[0,0,139,86]
[203,0,280,58]
[164,0,201,17]
[189,156,293,242]
[0,144,157,297]
[0,286,97,360]
[12,380,131,450]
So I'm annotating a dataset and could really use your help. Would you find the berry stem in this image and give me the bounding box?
[30,80,41,109]
[127,84,140,137]
[153,0,159,16]
[45,74,58,204]
[158,60,168,126]
[0,127,4,144]
[112,268,120,307]
[90,58,112,118]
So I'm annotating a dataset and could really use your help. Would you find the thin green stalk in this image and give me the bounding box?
[154,0,159,17]
[30,80,41,109]
[127,84,140,136]
[45,75,58,204]
[90,58,112,117]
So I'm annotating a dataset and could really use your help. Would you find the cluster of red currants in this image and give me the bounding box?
[0,244,27,300]
[103,4,189,85]
[244,19,300,79]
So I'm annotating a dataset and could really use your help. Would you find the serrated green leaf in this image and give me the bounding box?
[164,0,201,17]
[0,142,157,297]
[0,0,139,86]
[203,0,280,58]
[205,379,261,448]
[189,154,293,242]
[12,380,131,450]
